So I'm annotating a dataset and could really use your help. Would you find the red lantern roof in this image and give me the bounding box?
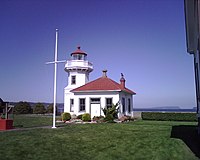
[71,46,87,56]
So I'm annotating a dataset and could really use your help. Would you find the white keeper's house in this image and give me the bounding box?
[64,46,136,118]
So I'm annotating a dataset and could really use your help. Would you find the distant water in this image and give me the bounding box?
[133,108,196,112]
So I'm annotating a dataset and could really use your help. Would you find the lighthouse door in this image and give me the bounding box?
[90,98,101,118]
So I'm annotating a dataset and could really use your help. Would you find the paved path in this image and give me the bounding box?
[0,124,67,132]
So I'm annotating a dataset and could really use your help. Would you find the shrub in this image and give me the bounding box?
[102,102,119,122]
[77,114,83,119]
[141,112,197,121]
[14,101,32,114]
[82,113,91,122]
[33,103,46,114]
[104,114,114,121]
[62,112,71,121]
[93,116,105,123]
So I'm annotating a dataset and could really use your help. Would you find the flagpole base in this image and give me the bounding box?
[52,126,57,129]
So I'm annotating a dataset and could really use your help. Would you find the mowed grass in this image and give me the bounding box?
[0,115,199,160]
[13,114,53,128]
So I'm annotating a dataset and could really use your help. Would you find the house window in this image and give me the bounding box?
[79,98,85,111]
[122,98,125,113]
[91,98,100,104]
[106,98,112,108]
[128,98,131,113]
[70,99,74,112]
[71,76,76,85]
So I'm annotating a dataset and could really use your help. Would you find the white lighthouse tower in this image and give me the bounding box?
[64,46,93,113]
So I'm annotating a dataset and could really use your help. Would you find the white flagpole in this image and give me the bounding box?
[46,29,66,129]
[52,29,58,128]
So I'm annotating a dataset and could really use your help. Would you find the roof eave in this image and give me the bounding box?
[120,90,136,95]
[72,89,136,95]
[71,89,121,93]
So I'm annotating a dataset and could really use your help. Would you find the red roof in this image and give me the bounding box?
[71,46,87,56]
[71,76,136,94]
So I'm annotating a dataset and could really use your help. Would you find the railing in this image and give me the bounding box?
[65,60,93,69]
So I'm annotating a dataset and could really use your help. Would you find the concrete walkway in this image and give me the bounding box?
[0,124,67,132]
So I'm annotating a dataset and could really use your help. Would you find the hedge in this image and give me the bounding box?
[141,112,197,122]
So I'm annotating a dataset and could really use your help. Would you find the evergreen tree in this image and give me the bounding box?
[33,103,46,114]
[47,104,53,113]
[14,101,32,114]
[47,103,58,115]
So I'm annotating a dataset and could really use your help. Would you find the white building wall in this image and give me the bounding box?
[119,92,134,117]
[64,91,120,117]
[67,71,89,89]
[64,91,134,118]
[64,71,89,113]
[64,91,73,113]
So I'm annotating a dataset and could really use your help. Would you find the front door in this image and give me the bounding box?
[90,98,101,118]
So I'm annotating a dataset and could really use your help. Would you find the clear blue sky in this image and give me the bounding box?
[0,0,196,108]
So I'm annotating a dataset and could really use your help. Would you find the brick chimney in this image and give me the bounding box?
[102,70,107,77]
[120,73,125,88]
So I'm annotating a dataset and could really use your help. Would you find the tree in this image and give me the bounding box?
[14,101,32,114]
[46,103,58,115]
[46,104,53,113]
[102,102,119,122]
[33,103,46,114]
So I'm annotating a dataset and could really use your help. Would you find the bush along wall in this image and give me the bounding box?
[141,112,197,122]
[62,112,71,121]
[82,113,91,122]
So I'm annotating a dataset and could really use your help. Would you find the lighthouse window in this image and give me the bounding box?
[73,54,78,60]
[71,76,76,85]
[106,98,112,108]
[78,55,82,60]
[79,98,85,111]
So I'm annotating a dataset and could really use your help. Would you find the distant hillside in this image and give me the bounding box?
[10,102,64,113]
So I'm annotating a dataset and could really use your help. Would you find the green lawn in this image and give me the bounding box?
[0,115,199,160]
[12,114,53,128]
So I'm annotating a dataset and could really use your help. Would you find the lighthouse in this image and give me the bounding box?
[64,46,93,112]
[64,46,135,118]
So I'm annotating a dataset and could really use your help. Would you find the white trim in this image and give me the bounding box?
[72,90,121,93]
[72,89,135,95]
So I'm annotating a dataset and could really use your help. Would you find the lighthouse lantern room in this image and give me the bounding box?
[64,46,93,88]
